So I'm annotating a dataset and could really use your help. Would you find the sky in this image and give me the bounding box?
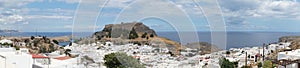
[1,0,300,32]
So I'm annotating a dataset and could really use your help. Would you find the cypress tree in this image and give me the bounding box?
[128,28,138,39]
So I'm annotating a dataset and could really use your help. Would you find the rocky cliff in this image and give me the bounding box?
[279,36,300,50]
[279,36,300,42]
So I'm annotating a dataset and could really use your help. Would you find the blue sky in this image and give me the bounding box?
[0,0,300,32]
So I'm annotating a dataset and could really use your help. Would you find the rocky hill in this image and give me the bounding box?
[279,36,300,42]
[279,36,300,50]
[290,39,300,50]
[93,22,221,55]
[4,36,61,54]
[93,22,222,55]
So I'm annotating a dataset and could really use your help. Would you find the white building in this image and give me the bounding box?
[268,42,291,53]
[0,39,13,44]
[278,49,300,60]
[0,48,33,68]
[277,49,300,68]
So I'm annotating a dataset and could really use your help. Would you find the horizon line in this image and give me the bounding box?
[15,31,300,33]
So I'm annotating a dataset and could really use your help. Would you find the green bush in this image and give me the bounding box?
[219,58,238,68]
[31,36,35,40]
[14,46,20,50]
[104,52,145,68]
[263,60,273,68]
[257,62,262,67]
[241,66,251,68]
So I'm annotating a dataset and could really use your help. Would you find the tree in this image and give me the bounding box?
[219,58,238,68]
[31,36,35,40]
[226,51,231,55]
[40,47,47,53]
[69,42,72,46]
[263,60,273,68]
[141,33,147,38]
[24,39,30,43]
[52,40,59,45]
[49,44,55,52]
[107,31,112,38]
[104,52,145,68]
[257,62,262,67]
[65,49,72,57]
[133,42,141,46]
[128,28,138,39]
[24,39,30,47]
[97,36,102,40]
[150,34,154,38]
[168,51,174,56]
[42,36,47,40]
[14,46,20,50]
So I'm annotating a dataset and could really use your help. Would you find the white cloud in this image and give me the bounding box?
[104,0,134,8]
[26,15,73,20]
[54,0,80,4]
[226,16,249,25]
[117,0,190,19]
[0,11,26,25]
[113,0,199,32]
[54,0,133,7]
[227,24,269,30]
[174,0,203,15]
[0,10,28,30]
[225,16,269,30]
[65,25,99,29]
[220,0,300,19]
[0,0,42,26]
[0,0,42,8]
[22,21,29,24]
[18,8,75,25]
[215,0,300,30]
[64,25,73,29]
[256,1,300,18]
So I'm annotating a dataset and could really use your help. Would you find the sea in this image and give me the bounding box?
[1,32,300,49]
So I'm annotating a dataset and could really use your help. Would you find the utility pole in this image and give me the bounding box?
[35,29,37,37]
[245,52,247,67]
[263,43,265,61]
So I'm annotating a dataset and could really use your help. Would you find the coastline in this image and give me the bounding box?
[2,31,300,49]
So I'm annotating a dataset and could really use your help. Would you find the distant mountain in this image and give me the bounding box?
[0,29,19,33]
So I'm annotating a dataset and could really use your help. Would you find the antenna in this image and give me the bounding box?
[35,28,37,37]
